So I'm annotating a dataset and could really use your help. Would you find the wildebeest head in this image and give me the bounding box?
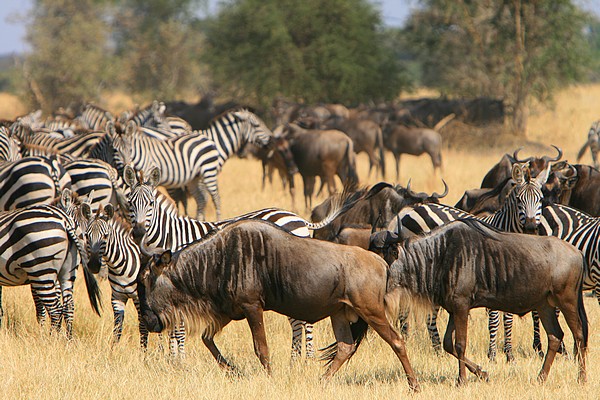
[400,179,449,204]
[513,145,562,177]
[232,109,273,150]
[123,164,161,245]
[511,162,552,234]
[368,217,404,265]
[82,203,113,274]
[542,161,579,205]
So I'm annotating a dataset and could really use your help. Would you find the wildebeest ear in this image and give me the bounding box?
[104,204,115,219]
[123,165,136,188]
[81,202,92,220]
[147,166,161,187]
[511,164,524,184]
[152,250,172,274]
[160,250,172,265]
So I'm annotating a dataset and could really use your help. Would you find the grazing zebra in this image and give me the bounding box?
[0,192,101,338]
[77,103,114,131]
[82,203,149,347]
[124,165,355,359]
[392,162,551,362]
[0,156,71,210]
[18,129,109,158]
[577,120,600,169]
[0,126,21,163]
[114,109,273,220]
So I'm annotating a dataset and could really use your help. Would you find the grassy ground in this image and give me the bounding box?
[0,84,599,399]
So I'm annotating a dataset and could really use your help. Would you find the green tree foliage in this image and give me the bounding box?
[24,0,110,112]
[403,0,591,136]
[203,0,405,108]
[112,0,208,100]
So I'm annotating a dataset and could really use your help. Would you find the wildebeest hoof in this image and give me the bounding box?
[478,369,490,382]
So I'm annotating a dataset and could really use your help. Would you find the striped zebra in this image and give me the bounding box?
[577,120,600,169]
[393,162,552,362]
[77,103,114,131]
[0,156,71,210]
[114,109,273,220]
[124,165,355,359]
[82,203,149,347]
[0,126,21,162]
[18,129,109,158]
[0,193,101,338]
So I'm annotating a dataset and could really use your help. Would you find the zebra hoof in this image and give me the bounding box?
[505,352,515,364]
[487,350,497,363]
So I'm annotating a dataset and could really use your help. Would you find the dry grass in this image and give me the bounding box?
[0,84,600,399]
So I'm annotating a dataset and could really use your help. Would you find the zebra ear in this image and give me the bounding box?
[511,163,524,184]
[536,162,552,185]
[148,166,161,187]
[123,165,136,188]
[61,189,72,209]
[125,120,137,135]
[105,120,115,135]
[104,204,115,219]
[81,202,92,220]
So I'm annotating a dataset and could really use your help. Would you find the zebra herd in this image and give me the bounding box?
[1,101,600,387]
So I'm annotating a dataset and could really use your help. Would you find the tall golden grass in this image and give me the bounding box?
[0,85,599,399]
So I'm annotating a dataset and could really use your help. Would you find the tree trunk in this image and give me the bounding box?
[510,0,527,137]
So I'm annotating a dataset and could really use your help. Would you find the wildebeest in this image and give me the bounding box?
[369,218,588,385]
[455,178,515,216]
[382,124,443,180]
[543,163,600,216]
[282,123,358,209]
[137,219,420,391]
[577,120,600,169]
[311,180,448,242]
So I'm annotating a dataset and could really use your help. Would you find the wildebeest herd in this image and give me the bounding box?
[1,99,599,391]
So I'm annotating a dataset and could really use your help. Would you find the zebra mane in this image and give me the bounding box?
[157,190,180,215]
[207,107,253,127]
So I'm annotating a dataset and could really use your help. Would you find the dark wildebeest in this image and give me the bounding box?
[137,219,420,391]
[382,124,443,180]
[577,120,600,169]
[282,123,358,209]
[311,180,448,242]
[322,117,386,179]
[455,178,515,216]
[369,218,588,385]
[543,163,600,216]
[481,146,562,188]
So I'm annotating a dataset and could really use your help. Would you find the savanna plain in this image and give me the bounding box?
[0,85,598,399]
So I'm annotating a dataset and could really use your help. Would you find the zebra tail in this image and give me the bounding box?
[319,318,369,367]
[66,221,102,316]
[577,142,589,162]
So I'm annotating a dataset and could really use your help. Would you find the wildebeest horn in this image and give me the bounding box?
[432,180,449,199]
[406,179,431,200]
[513,147,533,163]
[542,145,563,163]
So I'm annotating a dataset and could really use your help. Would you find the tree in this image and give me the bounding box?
[112,0,208,101]
[403,0,591,136]
[203,0,406,109]
[24,0,111,112]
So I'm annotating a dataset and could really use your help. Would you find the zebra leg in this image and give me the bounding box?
[111,295,127,344]
[532,311,544,358]
[397,310,409,336]
[189,181,208,220]
[32,283,63,334]
[30,286,47,326]
[288,317,303,361]
[0,286,3,328]
[503,312,515,363]
[176,321,186,357]
[305,322,315,359]
[555,308,568,357]
[59,281,75,339]
[427,305,442,352]
[134,298,149,350]
[487,309,500,362]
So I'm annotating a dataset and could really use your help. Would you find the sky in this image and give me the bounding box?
[1,0,599,55]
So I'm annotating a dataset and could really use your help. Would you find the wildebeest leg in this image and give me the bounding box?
[242,304,271,373]
[394,153,401,181]
[487,309,499,362]
[303,176,315,211]
[361,310,419,391]
[322,312,357,380]
[531,311,544,357]
[443,313,488,384]
[536,305,564,383]
[556,295,587,383]
[502,313,515,363]
[427,305,442,352]
[202,335,239,373]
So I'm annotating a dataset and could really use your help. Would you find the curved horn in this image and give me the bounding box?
[542,145,563,163]
[513,147,533,163]
[406,179,426,199]
[432,179,449,199]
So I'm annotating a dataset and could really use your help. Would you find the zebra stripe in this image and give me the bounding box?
[0,126,21,163]
[19,130,109,158]
[77,104,114,131]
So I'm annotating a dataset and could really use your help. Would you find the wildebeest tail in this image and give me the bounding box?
[577,141,589,162]
[578,257,589,349]
[306,181,370,231]
[319,318,369,367]
[375,125,386,179]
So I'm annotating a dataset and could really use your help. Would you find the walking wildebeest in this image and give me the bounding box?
[382,124,443,180]
[281,123,358,209]
[369,218,588,385]
[137,219,420,391]
[577,120,600,169]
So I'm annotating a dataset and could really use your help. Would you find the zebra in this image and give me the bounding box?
[77,103,114,131]
[82,202,149,347]
[391,162,552,362]
[0,126,21,163]
[0,191,101,338]
[577,120,600,169]
[18,129,109,158]
[0,156,71,210]
[124,164,356,359]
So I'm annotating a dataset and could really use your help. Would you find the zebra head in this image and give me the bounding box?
[82,203,114,275]
[123,164,161,245]
[511,162,551,234]
[232,109,273,148]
